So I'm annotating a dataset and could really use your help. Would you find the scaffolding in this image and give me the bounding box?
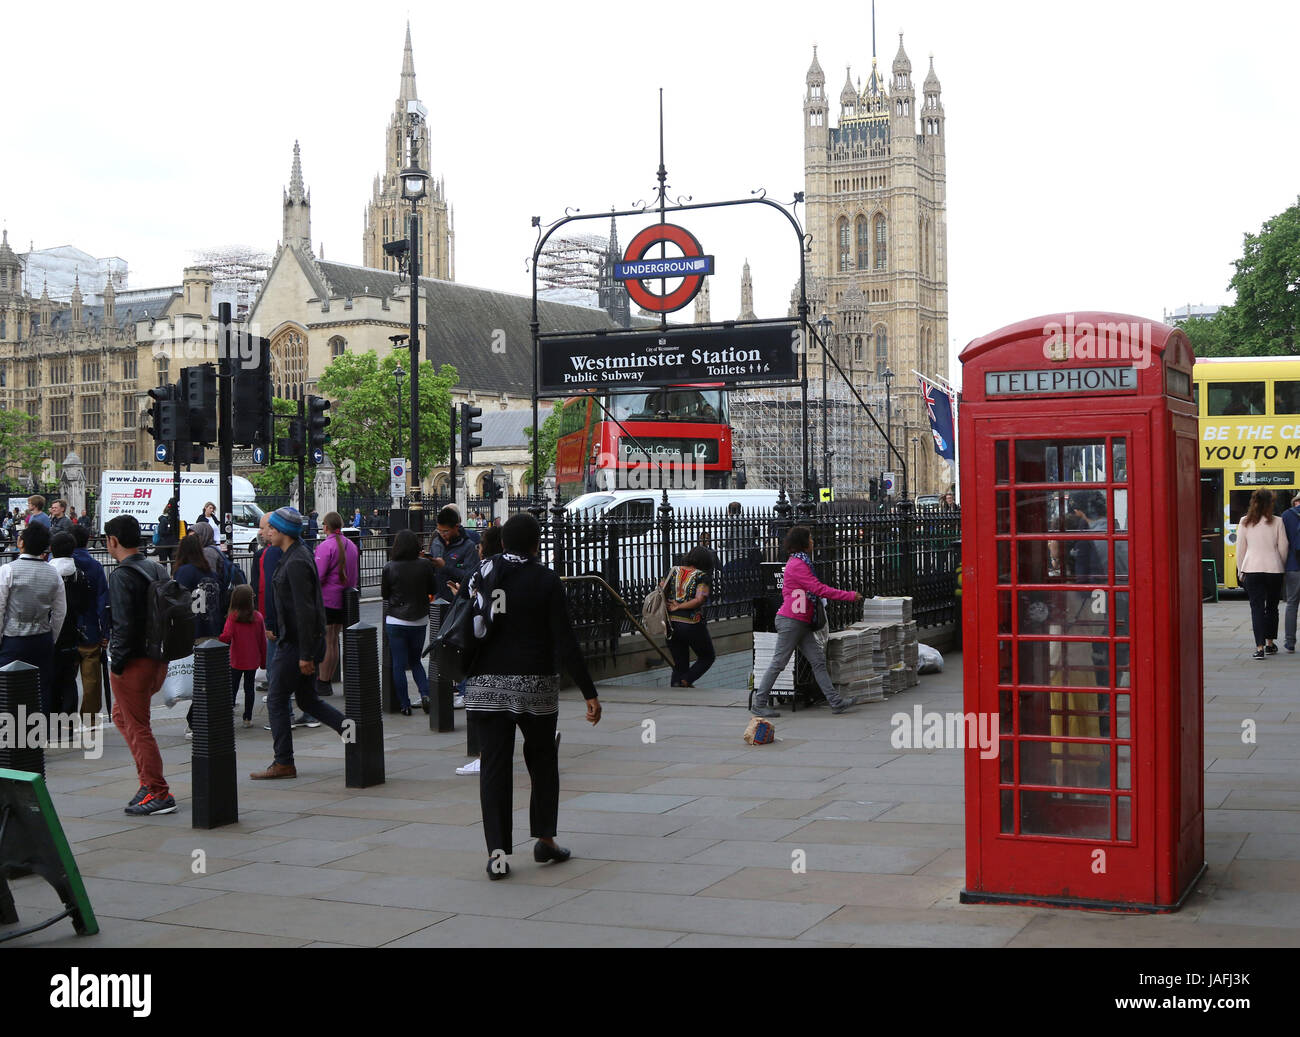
[191,245,271,320]
[537,232,608,292]
[730,366,890,499]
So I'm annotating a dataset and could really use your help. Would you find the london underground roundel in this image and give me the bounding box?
[619,223,710,314]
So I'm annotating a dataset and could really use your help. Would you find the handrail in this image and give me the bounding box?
[560,574,675,669]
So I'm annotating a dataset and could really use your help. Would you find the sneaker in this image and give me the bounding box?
[263,722,273,731]
[294,714,322,729]
[456,758,481,775]
[242,719,254,728]
[125,792,177,816]
[830,696,859,715]
[453,693,465,709]
[1252,649,1266,660]
[1266,644,1279,655]
[1288,645,1296,653]
[554,730,562,748]
[184,729,193,740]
[127,784,149,807]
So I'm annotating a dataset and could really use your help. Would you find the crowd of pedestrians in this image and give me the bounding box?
[3,490,886,880]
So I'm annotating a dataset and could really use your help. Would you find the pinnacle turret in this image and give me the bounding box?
[400,21,418,102]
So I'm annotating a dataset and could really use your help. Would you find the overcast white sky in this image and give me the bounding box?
[4,0,1297,386]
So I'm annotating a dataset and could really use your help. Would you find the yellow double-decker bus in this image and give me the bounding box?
[1195,356,1300,588]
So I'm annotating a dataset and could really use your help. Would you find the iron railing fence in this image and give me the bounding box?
[4,498,960,662]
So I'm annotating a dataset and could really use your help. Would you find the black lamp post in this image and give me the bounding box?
[400,106,429,535]
[883,366,895,496]
[816,313,833,494]
[912,436,920,497]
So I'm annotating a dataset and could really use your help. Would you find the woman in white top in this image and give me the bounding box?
[1237,488,1290,659]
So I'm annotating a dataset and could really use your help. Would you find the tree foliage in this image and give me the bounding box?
[316,350,458,496]
[525,403,561,489]
[1185,198,1300,356]
[0,409,55,489]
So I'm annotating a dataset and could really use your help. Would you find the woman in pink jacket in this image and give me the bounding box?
[1237,488,1290,659]
[751,525,861,718]
[314,512,359,696]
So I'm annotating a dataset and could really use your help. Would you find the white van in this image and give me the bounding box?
[99,471,264,548]
[565,488,780,522]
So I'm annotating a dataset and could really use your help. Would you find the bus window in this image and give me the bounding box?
[1207,382,1265,416]
[1229,490,1256,526]
[610,389,726,423]
[1275,382,1300,415]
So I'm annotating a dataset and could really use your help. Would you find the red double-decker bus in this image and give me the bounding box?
[554,386,735,500]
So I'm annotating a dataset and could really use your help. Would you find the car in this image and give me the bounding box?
[916,494,941,508]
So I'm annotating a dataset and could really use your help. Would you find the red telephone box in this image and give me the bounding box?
[959,313,1204,911]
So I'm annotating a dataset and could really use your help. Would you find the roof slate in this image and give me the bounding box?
[313,259,622,397]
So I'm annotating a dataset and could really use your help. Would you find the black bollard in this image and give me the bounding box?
[427,601,454,733]
[191,639,238,829]
[344,622,384,788]
[0,661,43,777]
[342,587,361,675]
[381,602,399,714]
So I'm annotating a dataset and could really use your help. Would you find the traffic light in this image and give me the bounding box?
[145,385,172,444]
[278,417,305,458]
[232,337,272,447]
[307,395,331,456]
[460,402,483,466]
[181,364,217,445]
[486,469,503,503]
[869,476,880,502]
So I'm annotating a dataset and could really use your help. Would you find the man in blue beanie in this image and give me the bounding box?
[250,507,346,779]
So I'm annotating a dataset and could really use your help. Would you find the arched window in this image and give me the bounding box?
[271,327,308,402]
[837,218,851,272]
[854,336,864,363]
[874,214,888,270]
[856,216,869,270]
[329,335,346,359]
[875,325,888,377]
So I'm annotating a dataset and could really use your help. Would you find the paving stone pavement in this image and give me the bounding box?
[5,598,1299,947]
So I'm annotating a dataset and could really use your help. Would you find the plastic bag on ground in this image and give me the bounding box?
[917,642,944,674]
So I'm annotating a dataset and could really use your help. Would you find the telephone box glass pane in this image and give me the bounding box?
[998,541,1011,583]
[1117,745,1132,790]
[1058,442,1107,484]
[1020,741,1111,790]
[1113,489,1129,531]
[996,492,1011,534]
[1016,691,1109,737]
[1017,590,1108,638]
[1020,791,1111,839]
[1116,694,1130,738]
[1019,541,1083,584]
[999,690,1013,734]
[1015,491,1068,533]
[995,441,1009,483]
[1115,541,1130,585]
[1118,797,1132,841]
[1014,440,1051,482]
[998,640,1012,683]
[1000,739,1014,783]
[1000,790,1014,834]
[1019,641,1109,687]
[1113,439,1128,482]
[1114,592,1129,635]
[998,592,1013,634]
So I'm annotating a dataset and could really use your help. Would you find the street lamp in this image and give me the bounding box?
[816,313,833,495]
[393,363,406,455]
[883,367,895,496]
[401,110,429,535]
[912,436,920,498]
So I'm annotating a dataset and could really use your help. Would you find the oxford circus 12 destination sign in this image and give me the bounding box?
[539,322,799,394]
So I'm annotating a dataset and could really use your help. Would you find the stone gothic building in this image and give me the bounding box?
[0,225,226,502]
[800,33,949,495]
[360,24,454,282]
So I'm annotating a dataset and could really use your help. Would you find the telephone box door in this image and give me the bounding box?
[972,415,1155,903]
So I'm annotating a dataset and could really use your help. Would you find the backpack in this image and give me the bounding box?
[641,573,670,639]
[61,566,94,624]
[432,556,510,680]
[214,552,248,614]
[125,558,196,662]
